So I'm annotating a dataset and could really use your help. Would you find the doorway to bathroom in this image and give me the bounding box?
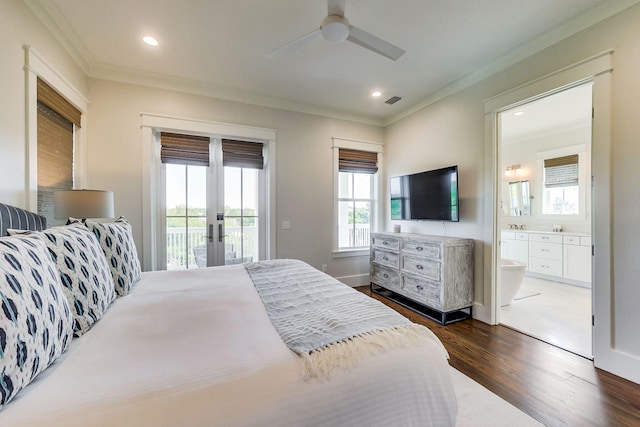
[497,82,593,359]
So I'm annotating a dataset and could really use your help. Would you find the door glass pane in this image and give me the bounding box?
[166,164,186,215]
[187,166,206,217]
[166,164,207,270]
[243,216,257,263]
[224,166,260,265]
[166,217,186,269]
[224,216,242,264]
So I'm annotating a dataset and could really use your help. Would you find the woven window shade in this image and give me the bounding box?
[222,139,264,169]
[160,132,210,166]
[338,148,378,174]
[37,102,73,226]
[37,78,81,128]
[544,154,579,188]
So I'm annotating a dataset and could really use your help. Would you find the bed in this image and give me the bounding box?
[0,203,457,426]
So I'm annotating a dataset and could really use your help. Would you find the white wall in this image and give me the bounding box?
[385,4,640,366]
[85,79,382,279]
[501,124,592,233]
[0,0,87,207]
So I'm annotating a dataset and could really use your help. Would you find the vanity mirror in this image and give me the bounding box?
[501,180,531,216]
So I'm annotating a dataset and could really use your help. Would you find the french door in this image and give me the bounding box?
[163,139,264,269]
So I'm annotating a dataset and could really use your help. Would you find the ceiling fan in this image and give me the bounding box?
[267,0,405,61]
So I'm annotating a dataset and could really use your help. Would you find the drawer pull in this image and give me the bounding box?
[416,264,423,270]
[542,236,549,240]
[383,241,388,245]
[416,246,424,251]
[382,256,389,261]
[541,249,549,252]
[383,273,389,279]
[416,285,424,291]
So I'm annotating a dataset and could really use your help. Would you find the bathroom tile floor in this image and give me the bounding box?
[500,276,592,358]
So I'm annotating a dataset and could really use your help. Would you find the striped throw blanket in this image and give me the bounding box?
[244,259,447,379]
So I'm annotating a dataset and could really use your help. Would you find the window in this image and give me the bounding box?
[333,141,382,253]
[542,154,580,215]
[37,78,82,226]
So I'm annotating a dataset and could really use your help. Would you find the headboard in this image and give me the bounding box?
[0,203,47,237]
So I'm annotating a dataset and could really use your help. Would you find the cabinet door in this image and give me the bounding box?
[564,244,592,283]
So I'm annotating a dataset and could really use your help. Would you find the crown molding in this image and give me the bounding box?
[26,0,639,128]
[90,62,385,126]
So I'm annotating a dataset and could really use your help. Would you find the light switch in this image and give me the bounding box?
[282,220,291,230]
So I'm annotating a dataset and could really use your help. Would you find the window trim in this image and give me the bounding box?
[536,144,588,219]
[141,114,276,271]
[332,138,383,256]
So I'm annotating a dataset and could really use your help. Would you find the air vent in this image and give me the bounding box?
[385,96,402,105]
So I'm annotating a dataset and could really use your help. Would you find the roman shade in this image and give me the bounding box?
[37,82,76,226]
[221,139,264,169]
[338,148,378,174]
[160,132,210,167]
[544,154,579,188]
[37,78,81,128]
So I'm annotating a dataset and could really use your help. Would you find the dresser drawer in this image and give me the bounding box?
[529,233,562,244]
[372,249,400,269]
[372,235,400,251]
[402,240,440,258]
[529,242,562,260]
[529,257,563,276]
[402,274,441,309]
[402,255,441,282]
[371,265,401,291]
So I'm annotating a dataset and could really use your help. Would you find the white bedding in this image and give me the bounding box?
[0,264,457,426]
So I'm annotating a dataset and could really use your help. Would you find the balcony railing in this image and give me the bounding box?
[166,226,257,269]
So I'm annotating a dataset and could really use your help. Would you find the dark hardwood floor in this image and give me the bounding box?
[356,286,640,427]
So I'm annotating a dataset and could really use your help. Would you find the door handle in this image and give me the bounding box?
[208,224,214,243]
[218,224,224,243]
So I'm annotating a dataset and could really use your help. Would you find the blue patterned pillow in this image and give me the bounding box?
[84,217,141,296]
[0,236,74,409]
[9,224,116,337]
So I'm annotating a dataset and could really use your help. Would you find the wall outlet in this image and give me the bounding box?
[321,264,327,272]
[282,220,291,229]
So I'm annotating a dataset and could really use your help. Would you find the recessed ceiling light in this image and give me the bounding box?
[143,36,158,46]
[371,91,382,98]
[514,111,524,116]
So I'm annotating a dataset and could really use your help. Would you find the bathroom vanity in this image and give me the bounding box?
[501,230,592,287]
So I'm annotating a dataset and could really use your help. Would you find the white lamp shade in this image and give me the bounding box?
[54,190,114,219]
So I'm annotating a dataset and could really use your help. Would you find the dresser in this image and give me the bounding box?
[370,232,474,324]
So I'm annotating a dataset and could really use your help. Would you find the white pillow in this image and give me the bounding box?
[84,217,141,296]
[9,223,116,337]
[0,235,74,409]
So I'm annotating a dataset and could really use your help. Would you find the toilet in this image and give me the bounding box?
[500,258,526,306]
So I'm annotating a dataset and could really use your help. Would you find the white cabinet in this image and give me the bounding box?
[563,235,592,286]
[529,233,563,277]
[370,232,474,324]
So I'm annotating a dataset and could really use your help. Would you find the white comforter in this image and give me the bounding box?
[0,264,457,426]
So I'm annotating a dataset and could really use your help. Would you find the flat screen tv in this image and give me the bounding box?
[390,166,459,221]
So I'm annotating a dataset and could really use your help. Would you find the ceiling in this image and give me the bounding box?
[501,82,594,143]
[28,0,630,125]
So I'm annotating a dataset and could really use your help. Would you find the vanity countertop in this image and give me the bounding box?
[501,229,591,237]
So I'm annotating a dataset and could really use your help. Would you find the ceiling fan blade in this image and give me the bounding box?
[266,29,322,60]
[347,25,405,61]
[327,0,346,16]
